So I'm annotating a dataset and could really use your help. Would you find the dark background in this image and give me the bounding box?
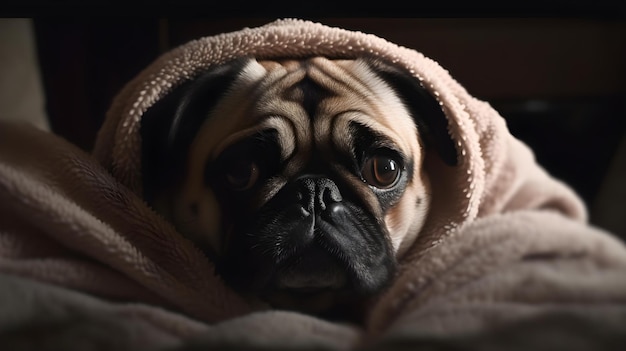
[25,13,626,236]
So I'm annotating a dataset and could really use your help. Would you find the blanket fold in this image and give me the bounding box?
[368,211,626,334]
[0,121,254,323]
[1,18,626,350]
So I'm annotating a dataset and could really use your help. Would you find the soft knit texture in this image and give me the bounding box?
[1,19,626,350]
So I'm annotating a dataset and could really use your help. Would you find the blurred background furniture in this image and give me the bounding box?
[0,19,48,131]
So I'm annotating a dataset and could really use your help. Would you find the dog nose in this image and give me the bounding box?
[295,176,343,214]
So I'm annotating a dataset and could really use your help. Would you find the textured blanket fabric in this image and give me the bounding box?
[1,19,626,350]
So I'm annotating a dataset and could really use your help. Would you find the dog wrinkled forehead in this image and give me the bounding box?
[189,57,422,169]
[140,54,441,257]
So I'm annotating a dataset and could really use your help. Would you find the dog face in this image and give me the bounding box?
[141,56,456,316]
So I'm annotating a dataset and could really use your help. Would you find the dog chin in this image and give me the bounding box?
[260,244,347,312]
[261,287,362,318]
[218,232,385,315]
[259,251,371,318]
[214,177,395,318]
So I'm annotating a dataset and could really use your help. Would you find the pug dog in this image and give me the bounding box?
[140,56,457,319]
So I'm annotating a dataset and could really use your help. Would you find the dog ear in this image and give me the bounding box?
[364,58,458,166]
[140,57,251,203]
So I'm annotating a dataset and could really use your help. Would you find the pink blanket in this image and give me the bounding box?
[2,19,626,350]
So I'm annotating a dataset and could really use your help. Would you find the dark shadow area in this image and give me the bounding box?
[33,19,161,151]
[493,96,626,209]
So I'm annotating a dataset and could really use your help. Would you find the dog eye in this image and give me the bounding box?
[224,159,259,191]
[362,154,401,189]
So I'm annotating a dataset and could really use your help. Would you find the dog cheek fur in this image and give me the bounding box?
[171,184,223,254]
[384,171,431,256]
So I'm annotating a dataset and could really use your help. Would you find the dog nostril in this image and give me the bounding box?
[322,202,346,223]
[316,180,342,212]
[298,205,311,218]
[286,204,311,219]
[293,177,343,213]
[322,189,340,207]
[329,202,344,215]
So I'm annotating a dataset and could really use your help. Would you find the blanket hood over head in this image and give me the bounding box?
[94,18,586,263]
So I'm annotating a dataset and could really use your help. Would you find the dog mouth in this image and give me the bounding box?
[261,242,355,314]
[271,243,348,292]
[216,177,395,316]
[220,213,394,312]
